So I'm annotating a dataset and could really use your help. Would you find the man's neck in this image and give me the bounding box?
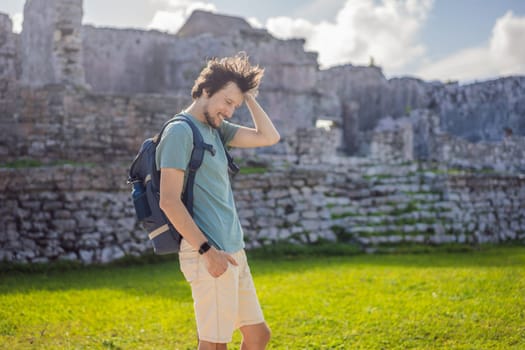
[184,101,206,124]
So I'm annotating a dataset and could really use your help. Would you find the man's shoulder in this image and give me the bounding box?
[155,119,194,167]
[157,120,195,159]
[162,119,193,140]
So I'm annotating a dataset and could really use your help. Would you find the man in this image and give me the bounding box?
[157,53,280,350]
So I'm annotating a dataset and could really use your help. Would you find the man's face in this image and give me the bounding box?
[203,82,244,129]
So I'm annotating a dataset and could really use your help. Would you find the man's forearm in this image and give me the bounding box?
[160,197,208,250]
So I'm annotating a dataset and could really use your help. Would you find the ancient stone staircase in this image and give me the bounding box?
[322,159,523,251]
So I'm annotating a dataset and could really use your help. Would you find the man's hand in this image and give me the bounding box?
[202,247,238,278]
[244,88,259,99]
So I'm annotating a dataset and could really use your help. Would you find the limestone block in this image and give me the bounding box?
[51,219,76,231]
[388,235,403,243]
[285,212,300,224]
[17,249,36,260]
[79,250,94,264]
[301,211,319,219]
[318,230,336,242]
[80,233,101,248]
[121,241,148,254]
[116,217,135,232]
[58,252,78,262]
[266,190,288,199]
[259,228,278,241]
[100,246,125,264]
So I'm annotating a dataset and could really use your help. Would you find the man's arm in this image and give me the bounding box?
[228,93,280,148]
[159,168,237,277]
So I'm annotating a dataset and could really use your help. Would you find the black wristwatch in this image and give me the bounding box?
[198,241,212,255]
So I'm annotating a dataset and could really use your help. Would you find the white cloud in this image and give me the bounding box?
[12,13,23,33]
[148,11,186,33]
[266,0,433,70]
[246,17,264,29]
[418,11,525,82]
[147,0,216,33]
[266,17,315,40]
[490,11,525,76]
[417,47,493,82]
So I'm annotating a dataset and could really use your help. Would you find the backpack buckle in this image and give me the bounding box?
[204,143,216,156]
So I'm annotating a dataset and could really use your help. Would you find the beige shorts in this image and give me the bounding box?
[179,239,265,343]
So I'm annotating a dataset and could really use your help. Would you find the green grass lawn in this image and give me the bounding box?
[1,245,524,349]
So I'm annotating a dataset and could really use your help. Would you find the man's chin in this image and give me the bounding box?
[212,117,223,129]
[204,114,220,129]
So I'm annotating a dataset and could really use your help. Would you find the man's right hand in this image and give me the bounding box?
[203,247,238,278]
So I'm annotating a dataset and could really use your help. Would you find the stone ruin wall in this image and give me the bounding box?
[317,65,525,155]
[0,83,331,164]
[0,0,524,264]
[0,4,320,161]
[80,23,319,137]
[435,78,525,142]
[20,0,85,87]
[369,109,525,173]
[1,157,524,264]
[434,133,525,172]
[0,85,189,163]
[0,13,18,126]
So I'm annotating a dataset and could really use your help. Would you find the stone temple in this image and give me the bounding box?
[0,0,524,264]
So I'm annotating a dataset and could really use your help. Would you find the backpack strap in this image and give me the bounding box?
[217,128,240,178]
[172,115,214,215]
[225,149,240,177]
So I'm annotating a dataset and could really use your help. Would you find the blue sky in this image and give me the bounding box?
[1,0,524,82]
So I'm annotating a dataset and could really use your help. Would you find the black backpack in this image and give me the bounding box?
[127,114,239,254]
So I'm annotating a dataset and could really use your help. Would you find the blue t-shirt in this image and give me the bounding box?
[155,112,243,253]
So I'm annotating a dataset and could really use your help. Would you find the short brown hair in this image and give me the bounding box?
[191,53,264,99]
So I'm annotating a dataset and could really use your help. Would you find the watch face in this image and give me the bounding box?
[199,242,211,254]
